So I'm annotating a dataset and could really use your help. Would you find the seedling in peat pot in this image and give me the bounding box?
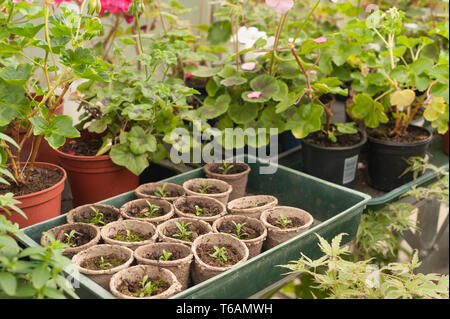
[86,206,106,226]
[64,230,78,247]
[98,256,113,270]
[208,246,228,263]
[137,201,160,218]
[192,205,204,217]
[218,161,234,175]
[159,249,173,261]
[276,214,293,229]
[172,221,193,242]
[114,229,144,242]
[134,275,166,298]
[154,183,170,198]
[198,181,211,194]
[231,221,250,239]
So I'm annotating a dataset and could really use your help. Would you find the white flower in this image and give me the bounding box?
[404,23,418,30]
[367,42,381,52]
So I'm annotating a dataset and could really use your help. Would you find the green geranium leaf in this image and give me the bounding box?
[198,94,231,119]
[348,93,388,128]
[287,104,323,139]
[335,122,358,134]
[0,272,17,296]
[242,74,279,103]
[121,104,154,121]
[190,66,221,78]
[88,117,112,133]
[110,144,148,176]
[207,20,232,45]
[275,92,299,114]
[278,61,302,79]
[273,80,289,102]
[8,23,44,38]
[0,64,33,86]
[423,96,447,122]
[30,115,80,149]
[127,126,157,155]
[0,80,30,126]
[220,76,247,87]
[206,77,220,97]
[228,102,259,125]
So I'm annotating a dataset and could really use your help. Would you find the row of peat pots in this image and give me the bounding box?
[296,124,448,195]
[18,157,371,299]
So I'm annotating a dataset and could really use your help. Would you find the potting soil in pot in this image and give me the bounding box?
[178,200,221,217]
[117,277,170,298]
[61,138,103,156]
[266,215,306,229]
[196,243,243,268]
[217,221,261,240]
[80,255,127,270]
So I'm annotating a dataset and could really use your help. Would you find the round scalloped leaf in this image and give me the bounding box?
[390,89,416,107]
[228,102,259,124]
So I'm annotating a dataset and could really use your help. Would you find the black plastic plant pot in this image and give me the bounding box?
[301,133,367,186]
[367,125,433,192]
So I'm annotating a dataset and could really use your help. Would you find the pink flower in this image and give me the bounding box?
[68,150,76,156]
[308,70,317,75]
[265,0,294,14]
[247,91,262,99]
[241,62,257,71]
[100,0,132,15]
[13,0,33,3]
[313,36,328,44]
[185,72,193,78]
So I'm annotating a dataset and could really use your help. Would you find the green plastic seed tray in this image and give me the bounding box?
[18,154,371,299]
[279,134,449,212]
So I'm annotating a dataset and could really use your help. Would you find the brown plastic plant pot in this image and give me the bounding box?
[40,222,101,258]
[156,217,213,247]
[0,162,66,229]
[67,203,122,229]
[110,265,182,299]
[71,244,134,291]
[55,131,139,207]
[173,195,227,224]
[182,178,233,205]
[212,215,267,259]
[119,198,174,225]
[227,195,278,219]
[191,233,249,285]
[134,242,193,291]
[203,161,251,201]
[135,182,186,203]
[101,219,158,251]
[260,206,314,250]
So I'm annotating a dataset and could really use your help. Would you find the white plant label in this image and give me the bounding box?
[343,155,359,184]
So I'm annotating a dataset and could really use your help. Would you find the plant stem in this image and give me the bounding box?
[270,13,288,76]
[290,0,321,45]
[134,0,147,77]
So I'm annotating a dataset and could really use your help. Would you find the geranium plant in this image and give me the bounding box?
[0,0,108,186]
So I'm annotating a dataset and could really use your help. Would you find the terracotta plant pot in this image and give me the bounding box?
[67,203,122,228]
[1,162,66,229]
[55,132,139,207]
[120,198,174,225]
[101,219,157,251]
[40,222,101,258]
[72,244,134,290]
[203,161,251,200]
[135,182,185,202]
[156,217,212,246]
[260,206,314,250]
[134,242,193,290]
[182,178,233,205]
[173,196,227,224]
[212,215,267,259]
[110,265,182,299]
[227,195,278,219]
[191,233,249,284]
[444,131,449,155]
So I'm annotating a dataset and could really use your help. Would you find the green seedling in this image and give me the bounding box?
[64,229,78,247]
[192,205,204,217]
[159,249,173,261]
[218,161,234,175]
[137,201,160,218]
[198,181,210,194]
[154,183,170,197]
[98,256,113,270]
[208,246,228,263]
[134,275,165,297]
[114,229,144,242]
[86,206,106,226]
[231,221,250,239]
[276,214,293,229]
[172,221,193,242]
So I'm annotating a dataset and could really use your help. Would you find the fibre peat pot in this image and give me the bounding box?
[40,222,101,258]
[212,215,267,259]
[156,217,213,246]
[110,264,182,299]
[135,182,186,202]
[301,132,367,186]
[134,242,193,290]
[101,219,157,251]
[183,178,233,205]
[0,162,66,229]
[203,161,251,200]
[173,196,227,224]
[227,195,278,219]
[367,125,433,192]
[191,233,249,285]
[67,203,122,228]
[260,206,314,250]
[55,134,138,207]
[72,244,134,290]
[119,198,174,225]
